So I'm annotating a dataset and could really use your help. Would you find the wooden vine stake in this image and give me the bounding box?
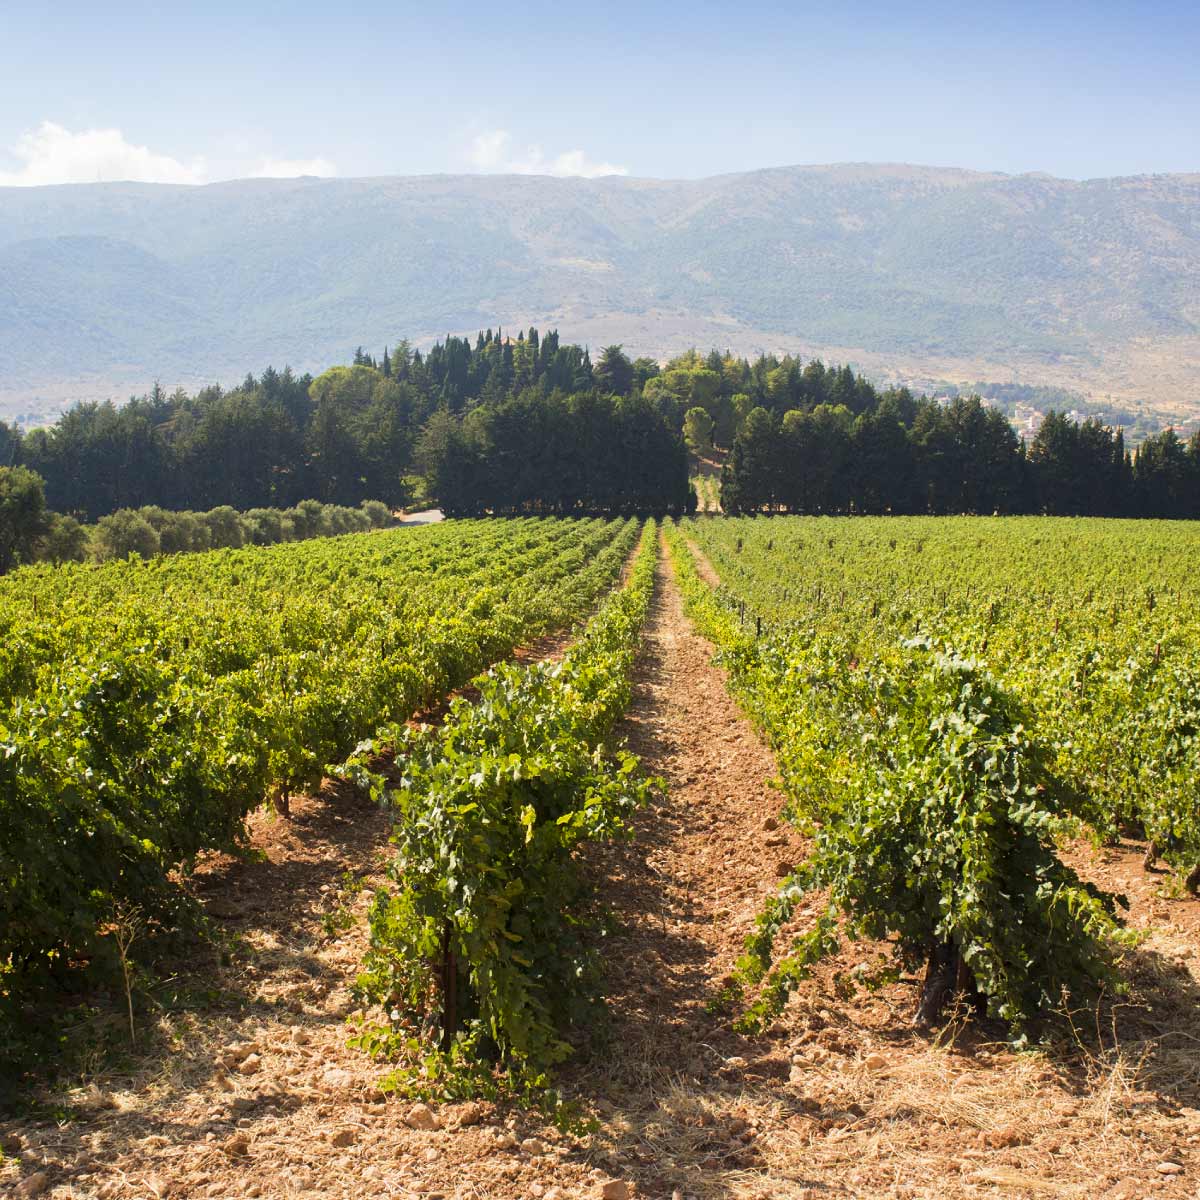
[439,919,458,1053]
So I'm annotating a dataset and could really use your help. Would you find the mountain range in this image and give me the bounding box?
[2,163,1198,423]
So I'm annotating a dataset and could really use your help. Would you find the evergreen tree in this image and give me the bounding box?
[1135,429,1194,519]
[0,466,50,574]
[683,407,715,456]
[0,419,22,468]
[8,335,1194,526]
[853,403,918,513]
[722,407,780,514]
[594,345,635,396]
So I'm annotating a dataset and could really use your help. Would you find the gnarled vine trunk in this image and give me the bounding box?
[913,940,986,1027]
[914,940,959,1027]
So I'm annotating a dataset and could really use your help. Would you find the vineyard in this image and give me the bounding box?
[0,516,638,978]
[678,515,1200,893]
[3,514,1199,1199]
[345,521,659,1090]
[668,516,1200,1033]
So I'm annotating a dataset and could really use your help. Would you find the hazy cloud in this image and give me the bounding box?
[251,156,338,178]
[468,129,627,178]
[0,121,207,186]
[0,122,340,187]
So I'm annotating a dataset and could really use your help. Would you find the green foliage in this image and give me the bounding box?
[359,499,395,528]
[593,345,635,397]
[348,522,659,1082]
[736,639,1123,1031]
[203,505,245,550]
[93,509,160,560]
[683,406,714,456]
[12,321,1195,528]
[77,498,392,565]
[416,391,692,517]
[721,407,778,513]
[38,512,89,565]
[0,516,637,982]
[706,356,1199,519]
[1061,644,1200,887]
[0,465,50,574]
[685,514,1200,896]
[665,518,1140,1032]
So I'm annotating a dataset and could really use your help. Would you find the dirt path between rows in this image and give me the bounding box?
[567,537,1200,1200]
[0,605,610,1200]
[561,537,810,1195]
[6,540,1200,1200]
[2,539,807,1200]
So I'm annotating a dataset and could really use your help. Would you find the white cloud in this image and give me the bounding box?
[0,122,340,187]
[467,129,627,178]
[469,129,512,171]
[0,121,207,186]
[252,156,338,179]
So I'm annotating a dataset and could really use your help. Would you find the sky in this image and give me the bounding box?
[0,0,1197,187]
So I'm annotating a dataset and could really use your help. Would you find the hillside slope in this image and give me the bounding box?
[2,164,1199,417]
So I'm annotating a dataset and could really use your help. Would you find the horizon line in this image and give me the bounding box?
[4,161,1200,191]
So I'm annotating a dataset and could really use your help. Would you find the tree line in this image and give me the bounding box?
[0,331,687,524]
[719,395,1200,517]
[0,463,397,574]
[416,392,691,516]
[3,333,1198,543]
[619,345,1200,518]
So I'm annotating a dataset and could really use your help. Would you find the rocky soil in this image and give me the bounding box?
[3,542,1198,1199]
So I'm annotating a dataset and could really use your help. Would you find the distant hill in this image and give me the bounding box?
[2,164,1199,421]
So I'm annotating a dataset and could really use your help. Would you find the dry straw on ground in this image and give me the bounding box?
[3,546,1198,1199]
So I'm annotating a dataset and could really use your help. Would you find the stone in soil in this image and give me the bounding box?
[404,1102,440,1130]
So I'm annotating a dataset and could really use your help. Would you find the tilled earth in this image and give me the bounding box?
[4,544,1199,1200]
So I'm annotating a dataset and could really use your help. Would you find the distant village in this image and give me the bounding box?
[928,388,1199,450]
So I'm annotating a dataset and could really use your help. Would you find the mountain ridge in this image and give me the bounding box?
[7,161,1198,187]
[3,163,1198,421]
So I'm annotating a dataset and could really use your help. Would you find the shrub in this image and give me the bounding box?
[323,504,371,535]
[140,507,208,554]
[40,513,90,564]
[288,498,328,539]
[360,499,395,528]
[204,506,245,549]
[244,508,284,545]
[734,640,1125,1032]
[94,510,160,561]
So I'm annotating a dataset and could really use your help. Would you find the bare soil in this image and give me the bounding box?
[4,542,1199,1200]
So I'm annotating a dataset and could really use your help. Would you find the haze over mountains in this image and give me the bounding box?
[2,163,1199,422]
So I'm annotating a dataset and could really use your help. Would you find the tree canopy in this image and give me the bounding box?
[6,332,1198,525]
[720,392,1200,518]
[0,466,50,574]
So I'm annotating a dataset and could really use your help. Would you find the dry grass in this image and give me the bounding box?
[3,552,1199,1200]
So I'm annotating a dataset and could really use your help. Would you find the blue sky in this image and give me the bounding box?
[1,0,1197,185]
